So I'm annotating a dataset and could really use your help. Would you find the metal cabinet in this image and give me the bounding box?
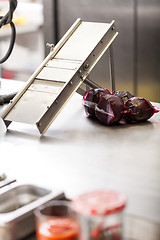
[43,0,160,101]
[137,0,160,101]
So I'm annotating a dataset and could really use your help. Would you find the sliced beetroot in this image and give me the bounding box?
[112,90,134,103]
[124,97,158,122]
[83,88,111,117]
[95,95,124,125]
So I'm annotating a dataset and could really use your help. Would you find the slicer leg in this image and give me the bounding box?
[109,44,116,92]
[85,77,100,89]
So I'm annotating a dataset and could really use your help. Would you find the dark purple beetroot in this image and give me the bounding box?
[95,95,124,125]
[112,90,134,103]
[124,97,158,122]
[83,88,111,117]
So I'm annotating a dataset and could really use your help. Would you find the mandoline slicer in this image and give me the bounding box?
[1,18,118,134]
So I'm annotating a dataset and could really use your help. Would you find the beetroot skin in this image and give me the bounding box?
[95,95,124,125]
[113,90,134,103]
[83,88,111,117]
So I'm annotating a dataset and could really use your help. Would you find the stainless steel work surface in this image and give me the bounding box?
[0,79,160,240]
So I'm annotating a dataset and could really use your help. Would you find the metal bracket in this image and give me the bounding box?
[1,18,118,134]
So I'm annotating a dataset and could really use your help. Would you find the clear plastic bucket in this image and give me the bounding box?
[72,190,127,240]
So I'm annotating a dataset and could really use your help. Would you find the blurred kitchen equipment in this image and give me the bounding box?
[0,92,17,105]
[72,190,127,240]
[0,183,64,240]
[34,200,81,240]
[0,0,17,63]
[0,172,16,189]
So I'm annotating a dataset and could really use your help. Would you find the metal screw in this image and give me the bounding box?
[46,43,54,51]
[37,122,41,127]
[85,63,89,69]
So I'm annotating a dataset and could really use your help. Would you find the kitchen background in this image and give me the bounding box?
[0,0,160,102]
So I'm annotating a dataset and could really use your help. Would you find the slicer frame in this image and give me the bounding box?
[1,18,118,134]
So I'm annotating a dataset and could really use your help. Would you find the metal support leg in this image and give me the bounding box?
[109,44,116,92]
[43,0,59,57]
[85,77,100,89]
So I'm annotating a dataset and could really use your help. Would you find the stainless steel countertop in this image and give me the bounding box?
[0,79,160,240]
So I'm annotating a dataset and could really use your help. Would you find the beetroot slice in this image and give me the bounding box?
[83,88,111,117]
[124,97,158,122]
[112,90,134,103]
[95,95,124,125]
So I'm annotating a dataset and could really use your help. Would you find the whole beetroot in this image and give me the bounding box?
[83,88,111,117]
[124,97,158,122]
[113,90,134,103]
[95,95,124,125]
